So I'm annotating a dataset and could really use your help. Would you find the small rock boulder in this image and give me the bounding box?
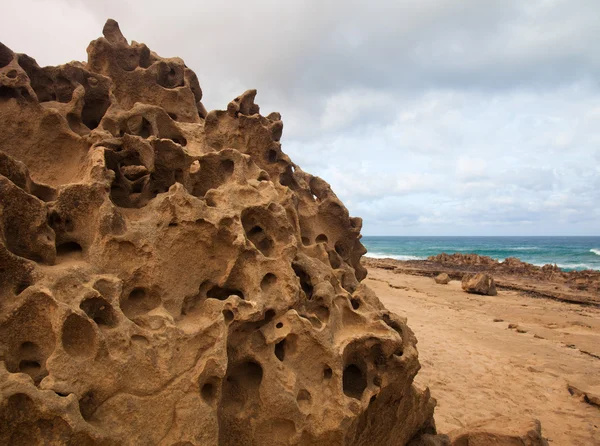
[434,273,451,284]
[448,417,548,445]
[461,273,497,296]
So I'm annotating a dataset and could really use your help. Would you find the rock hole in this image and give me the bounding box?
[18,360,41,376]
[139,117,152,138]
[301,236,310,246]
[121,287,161,319]
[168,112,178,121]
[297,389,311,411]
[223,309,234,323]
[66,113,81,133]
[343,364,367,399]
[83,88,109,129]
[201,379,218,405]
[276,322,283,329]
[78,392,97,421]
[206,286,244,301]
[267,149,278,163]
[335,241,347,257]
[394,348,404,357]
[257,237,274,255]
[14,280,32,295]
[350,298,360,310]
[248,225,263,236]
[61,313,96,358]
[80,297,117,328]
[56,241,82,257]
[323,367,333,380]
[260,273,277,291]
[172,136,187,147]
[264,309,276,323]
[241,208,275,257]
[292,264,313,299]
[274,339,286,361]
[257,171,270,181]
[6,69,17,79]
[220,159,234,175]
[369,395,377,405]
[373,376,382,386]
[131,335,149,345]
[315,234,328,243]
[223,361,263,409]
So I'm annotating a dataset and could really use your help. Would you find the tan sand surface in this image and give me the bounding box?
[366,266,600,445]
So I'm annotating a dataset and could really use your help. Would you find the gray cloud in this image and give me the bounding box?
[2,0,599,235]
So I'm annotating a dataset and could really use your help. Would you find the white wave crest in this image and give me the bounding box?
[533,262,600,271]
[591,249,600,256]
[365,252,424,261]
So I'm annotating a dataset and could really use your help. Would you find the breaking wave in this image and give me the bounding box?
[364,252,424,261]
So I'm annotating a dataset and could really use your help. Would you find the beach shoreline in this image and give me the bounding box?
[363,253,600,306]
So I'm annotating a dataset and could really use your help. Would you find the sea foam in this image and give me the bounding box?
[365,252,424,261]
[591,248,600,256]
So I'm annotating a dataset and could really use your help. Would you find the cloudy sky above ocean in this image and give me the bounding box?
[4,0,599,235]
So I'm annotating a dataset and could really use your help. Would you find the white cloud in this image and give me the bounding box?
[2,0,599,235]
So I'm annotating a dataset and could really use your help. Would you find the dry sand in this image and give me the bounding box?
[366,266,600,445]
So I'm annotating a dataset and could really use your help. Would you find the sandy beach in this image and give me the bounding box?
[365,262,600,445]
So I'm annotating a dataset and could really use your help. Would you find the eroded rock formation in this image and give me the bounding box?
[0,20,438,445]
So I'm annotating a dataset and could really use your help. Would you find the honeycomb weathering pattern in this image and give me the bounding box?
[0,19,437,445]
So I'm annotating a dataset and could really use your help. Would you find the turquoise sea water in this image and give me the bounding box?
[361,236,600,272]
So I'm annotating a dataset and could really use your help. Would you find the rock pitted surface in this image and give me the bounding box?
[0,20,438,445]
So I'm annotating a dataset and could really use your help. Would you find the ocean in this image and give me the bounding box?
[361,236,600,272]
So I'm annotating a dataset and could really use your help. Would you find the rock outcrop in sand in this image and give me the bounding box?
[429,253,600,297]
[461,273,497,296]
[434,273,450,285]
[0,20,439,445]
[366,254,599,306]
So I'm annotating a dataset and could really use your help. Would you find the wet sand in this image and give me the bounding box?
[366,266,600,445]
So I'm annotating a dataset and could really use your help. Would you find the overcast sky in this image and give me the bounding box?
[3,0,599,235]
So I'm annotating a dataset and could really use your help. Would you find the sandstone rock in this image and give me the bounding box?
[461,273,497,296]
[434,273,450,285]
[448,417,548,445]
[0,20,437,445]
[567,383,600,408]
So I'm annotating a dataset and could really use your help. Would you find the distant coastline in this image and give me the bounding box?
[361,236,600,272]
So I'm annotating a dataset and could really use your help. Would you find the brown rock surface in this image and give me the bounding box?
[461,273,497,296]
[448,417,548,445]
[434,273,450,285]
[0,20,439,445]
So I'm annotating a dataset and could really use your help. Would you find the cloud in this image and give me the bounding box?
[2,0,599,235]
